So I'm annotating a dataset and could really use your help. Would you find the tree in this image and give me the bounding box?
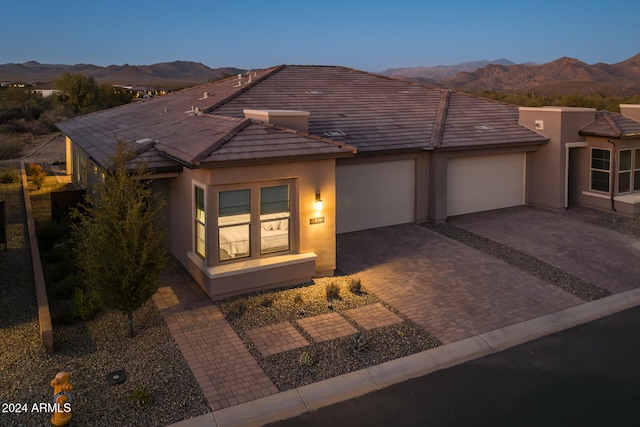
[55,72,100,114]
[72,141,168,337]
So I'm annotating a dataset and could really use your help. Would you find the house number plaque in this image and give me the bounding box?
[310,217,325,224]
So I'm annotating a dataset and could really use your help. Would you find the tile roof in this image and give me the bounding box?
[580,111,640,138]
[56,64,549,170]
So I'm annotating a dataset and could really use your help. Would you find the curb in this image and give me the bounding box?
[168,287,640,427]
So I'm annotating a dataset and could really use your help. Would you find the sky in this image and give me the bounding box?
[3,0,640,72]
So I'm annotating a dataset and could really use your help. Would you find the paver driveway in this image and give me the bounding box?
[337,224,583,344]
[450,206,640,295]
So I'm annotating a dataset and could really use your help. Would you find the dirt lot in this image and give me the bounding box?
[20,133,66,165]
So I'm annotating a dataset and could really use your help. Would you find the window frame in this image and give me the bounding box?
[618,149,632,194]
[590,148,611,193]
[194,183,206,259]
[216,180,295,264]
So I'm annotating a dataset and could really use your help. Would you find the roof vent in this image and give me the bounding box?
[475,125,494,130]
[305,90,324,95]
[323,131,347,137]
[135,138,155,144]
[203,92,209,99]
[398,90,413,94]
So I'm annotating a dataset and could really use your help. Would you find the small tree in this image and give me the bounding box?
[72,141,168,337]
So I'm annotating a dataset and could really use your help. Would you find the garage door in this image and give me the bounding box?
[336,160,415,233]
[447,153,525,217]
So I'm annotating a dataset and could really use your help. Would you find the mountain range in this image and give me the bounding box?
[0,61,246,87]
[388,54,640,96]
[1,54,639,95]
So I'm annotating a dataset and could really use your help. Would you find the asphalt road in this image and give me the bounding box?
[268,306,640,427]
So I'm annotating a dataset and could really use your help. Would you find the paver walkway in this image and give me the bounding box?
[344,303,403,330]
[450,206,640,294]
[297,312,358,342]
[337,224,584,344]
[246,322,309,356]
[153,262,278,410]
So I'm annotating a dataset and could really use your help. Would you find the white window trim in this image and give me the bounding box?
[193,182,206,260]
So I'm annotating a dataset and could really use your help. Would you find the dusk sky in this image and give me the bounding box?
[3,0,639,71]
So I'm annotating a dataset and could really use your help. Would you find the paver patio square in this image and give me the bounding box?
[344,303,403,330]
[297,312,358,342]
[246,322,310,356]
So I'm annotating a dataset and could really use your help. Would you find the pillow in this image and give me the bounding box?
[261,222,273,231]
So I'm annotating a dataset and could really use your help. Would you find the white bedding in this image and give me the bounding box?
[219,219,289,258]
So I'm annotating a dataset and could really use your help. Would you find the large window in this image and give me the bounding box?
[218,184,291,262]
[590,148,610,193]
[195,186,206,258]
[634,149,640,191]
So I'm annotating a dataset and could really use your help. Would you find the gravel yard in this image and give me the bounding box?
[217,277,441,391]
[0,162,210,427]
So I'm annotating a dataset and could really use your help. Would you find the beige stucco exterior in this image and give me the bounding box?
[168,158,337,300]
[519,107,595,211]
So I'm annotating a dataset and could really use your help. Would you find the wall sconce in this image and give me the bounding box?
[314,193,323,211]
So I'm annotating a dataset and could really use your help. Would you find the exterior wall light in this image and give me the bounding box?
[314,193,323,211]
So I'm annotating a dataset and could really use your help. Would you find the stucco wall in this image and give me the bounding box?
[169,159,337,298]
[519,107,595,211]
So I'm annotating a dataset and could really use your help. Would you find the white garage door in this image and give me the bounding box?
[336,160,415,234]
[447,153,525,217]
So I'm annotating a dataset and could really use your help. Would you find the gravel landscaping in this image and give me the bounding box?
[423,221,610,302]
[218,276,442,392]
[0,164,210,427]
[590,213,640,240]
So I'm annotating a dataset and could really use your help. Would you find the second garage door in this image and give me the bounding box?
[336,160,415,234]
[447,153,525,217]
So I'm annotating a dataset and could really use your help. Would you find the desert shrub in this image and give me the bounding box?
[348,277,362,294]
[228,299,247,318]
[259,294,274,307]
[298,351,315,367]
[0,170,20,183]
[37,219,70,251]
[73,287,102,321]
[27,163,46,190]
[325,281,341,301]
[293,293,304,305]
[350,331,370,354]
[130,386,154,405]
[49,274,83,300]
[0,138,24,160]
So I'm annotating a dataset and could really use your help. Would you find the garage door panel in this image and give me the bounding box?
[447,153,525,217]
[337,160,415,234]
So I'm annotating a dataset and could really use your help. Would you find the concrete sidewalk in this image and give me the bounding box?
[167,287,640,427]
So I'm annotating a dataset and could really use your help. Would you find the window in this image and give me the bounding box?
[218,184,291,262]
[218,189,251,260]
[619,149,632,193]
[590,148,610,193]
[195,186,206,258]
[634,149,640,191]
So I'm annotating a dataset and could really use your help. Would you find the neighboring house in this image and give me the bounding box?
[55,64,640,300]
[519,105,640,216]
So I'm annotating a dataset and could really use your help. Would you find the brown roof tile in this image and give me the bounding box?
[580,111,640,138]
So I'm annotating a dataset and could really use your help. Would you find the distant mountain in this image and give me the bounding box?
[380,59,517,84]
[0,61,247,87]
[434,54,640,96]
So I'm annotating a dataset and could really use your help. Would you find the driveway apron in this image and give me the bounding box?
[450,207,640,295]
[337,224,583,344]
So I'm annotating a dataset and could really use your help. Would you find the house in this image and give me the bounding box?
[519,105,640,216]
[56,64,640,300]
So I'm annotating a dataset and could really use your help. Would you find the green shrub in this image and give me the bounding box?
[348,277,362,294]
[37,219,70,251]
[298,351,315,367]
[293,293,304,305]
[49,273,83,300]
[73,287,102,321]
[0,170,20,183]
[130,386,154,405]
[325,281,341,301]
[350,332,370,354]
[228,299,247,318]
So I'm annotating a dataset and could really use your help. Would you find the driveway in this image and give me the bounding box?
[450,206,640,294]
[337,224,583,344]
